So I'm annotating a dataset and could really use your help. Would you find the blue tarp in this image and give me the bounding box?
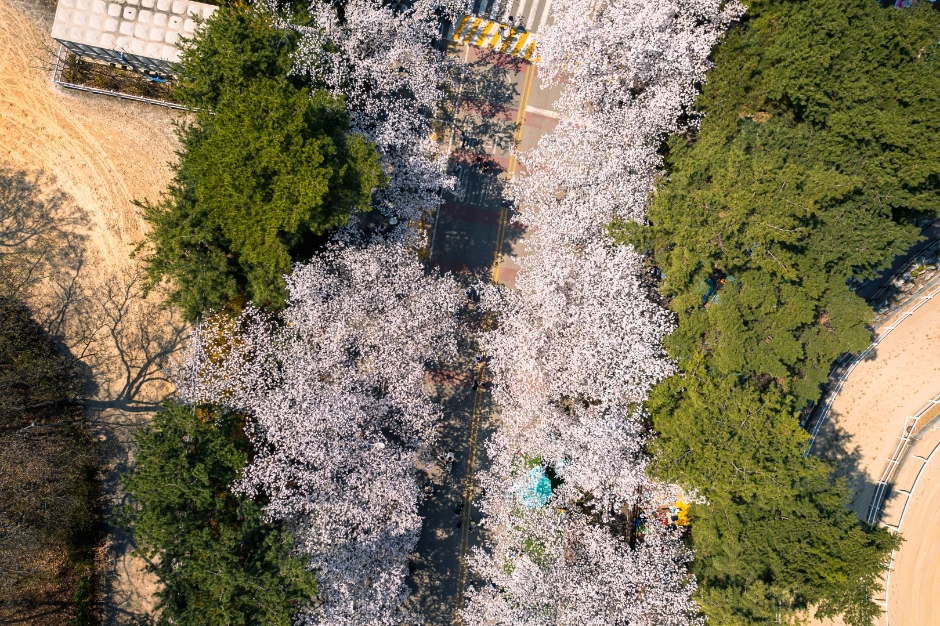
[513,466,553,508]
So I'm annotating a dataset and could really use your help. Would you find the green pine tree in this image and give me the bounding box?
[139,5,385,319]
[614,0,940,622]
[121,402,318,625]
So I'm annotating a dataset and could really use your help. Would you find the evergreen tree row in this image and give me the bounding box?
[618,0,940,623]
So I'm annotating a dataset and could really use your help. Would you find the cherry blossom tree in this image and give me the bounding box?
[461,508,701,626]
[508,0,745,248]
[171,1,480,620]
[477,240,676,512]
[465,0,744,621]
[469,236,700,621]
[176,242,462,625]
[480,240,675,411]
[291,0,470,229]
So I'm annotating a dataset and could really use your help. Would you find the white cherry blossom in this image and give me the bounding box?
[176,242,462,625]
[292,0,470,229]
[462,509,702,626]
[465,0,743,621]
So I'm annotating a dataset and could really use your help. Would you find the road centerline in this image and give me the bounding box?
[452,57,536,624]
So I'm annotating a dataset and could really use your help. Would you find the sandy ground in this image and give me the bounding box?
[1,0,185,622]
[810,287,940,626]
[882,421,940,626]
[817,292,940,514]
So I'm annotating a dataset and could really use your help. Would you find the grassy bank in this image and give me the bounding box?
[0,298,100,625]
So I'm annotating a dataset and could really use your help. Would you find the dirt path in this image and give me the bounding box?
[1,1,185,622]
[877,418,940,626]
[810,288,940,626]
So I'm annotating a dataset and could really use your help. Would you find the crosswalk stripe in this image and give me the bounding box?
[521,40,538,61]
[472,17,487,40]
[523,0,537,30]
[498,30,519,53]
[461,16,483,41]
[473,20,496,46]
[451,13,540,62]
[454,15,472,39]
[486,30,503,50]
[537,0,553,31]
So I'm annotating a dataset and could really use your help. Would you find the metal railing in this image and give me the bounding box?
[866,392,940,524]
[867,234,940,321]
[805,279,940,455]
[873,433,940,626]
[50,44,188,111]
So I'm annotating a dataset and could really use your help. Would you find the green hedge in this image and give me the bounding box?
[616,0,940,623]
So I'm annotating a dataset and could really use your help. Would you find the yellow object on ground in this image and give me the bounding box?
[451,14,539,61]
[674,501,691,526]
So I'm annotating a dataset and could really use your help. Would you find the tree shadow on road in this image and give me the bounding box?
[407,327,498,624]
[445,49,524,159]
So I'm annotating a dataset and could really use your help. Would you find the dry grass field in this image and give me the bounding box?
[1,0,185,621]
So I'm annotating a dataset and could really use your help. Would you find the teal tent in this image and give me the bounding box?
[513,466,552,508]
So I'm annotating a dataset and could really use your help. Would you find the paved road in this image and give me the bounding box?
[403,37,560,625]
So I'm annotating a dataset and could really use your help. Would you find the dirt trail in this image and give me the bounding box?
[1,1,185,622]
[809,289,940,626]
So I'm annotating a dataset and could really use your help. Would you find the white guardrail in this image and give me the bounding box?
[872,429,940,626]
[805,279,940,456]
[866,393,940,524]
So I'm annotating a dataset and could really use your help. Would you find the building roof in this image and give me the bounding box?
[51,0,216,65]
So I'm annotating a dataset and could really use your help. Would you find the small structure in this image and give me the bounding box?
[51,0,217,75]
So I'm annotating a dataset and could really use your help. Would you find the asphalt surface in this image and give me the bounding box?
[403,39,560,625]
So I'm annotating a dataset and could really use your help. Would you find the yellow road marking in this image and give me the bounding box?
[464,19,482,42]
[454,352,488,624]
[453,15,472,40]
[459,17,483,42]
[498,29,518,53]
[473,21,496,47]
[522,40,539,62]
[486,29,503,50]
[505,61,535,181]
[453,61,535,624]
[453,15,537,62]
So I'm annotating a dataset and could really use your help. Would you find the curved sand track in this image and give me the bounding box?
[882,422,940,626]
[1,1,183,622]
[810,289,940,626]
